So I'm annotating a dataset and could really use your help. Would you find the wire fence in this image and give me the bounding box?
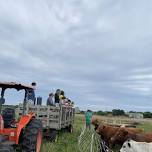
[78,126,102,152]
[78,126,114,152]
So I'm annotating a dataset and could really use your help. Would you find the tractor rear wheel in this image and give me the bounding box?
[22,119,42,152]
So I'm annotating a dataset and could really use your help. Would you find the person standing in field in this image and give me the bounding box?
[26,82,37,105]
[85,110,93,129]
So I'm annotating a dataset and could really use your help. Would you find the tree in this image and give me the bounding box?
[112,109,125,116]
[143,112,152,118]
[96,110,106,116]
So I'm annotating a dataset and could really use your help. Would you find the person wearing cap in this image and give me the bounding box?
[26,82,36,105]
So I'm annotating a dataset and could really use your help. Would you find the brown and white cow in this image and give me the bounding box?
[120,140,152,152]
[110,128,152,148]
[96,124,120,146]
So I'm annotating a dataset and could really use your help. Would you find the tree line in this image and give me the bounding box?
[79,109,152,118]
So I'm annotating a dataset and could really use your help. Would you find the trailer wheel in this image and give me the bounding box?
[49,129,58,142]
[22,119,42,152]
[0,145,14,152]
[68,125,73,133]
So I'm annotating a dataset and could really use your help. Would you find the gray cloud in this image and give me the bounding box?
[0,0,152,111]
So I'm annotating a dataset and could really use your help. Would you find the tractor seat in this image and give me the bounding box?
[2,108,15,128]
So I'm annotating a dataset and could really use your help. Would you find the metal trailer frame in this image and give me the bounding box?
[17,103,75,131]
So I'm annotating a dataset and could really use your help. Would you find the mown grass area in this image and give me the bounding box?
[41,115,152,152]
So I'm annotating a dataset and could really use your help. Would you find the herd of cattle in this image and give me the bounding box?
[91,118,152,152]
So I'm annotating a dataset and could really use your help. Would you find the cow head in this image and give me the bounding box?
[91,118,100,130]
[120,140,134,152]
[111,128,129,144]
[96,124,106,135]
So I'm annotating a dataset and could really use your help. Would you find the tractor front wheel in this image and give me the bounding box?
[22,119,42,152]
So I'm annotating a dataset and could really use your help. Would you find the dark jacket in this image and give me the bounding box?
[47,96,54,106]
[55,93,60,103]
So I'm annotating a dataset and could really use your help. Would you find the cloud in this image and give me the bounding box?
[0,0,152,111]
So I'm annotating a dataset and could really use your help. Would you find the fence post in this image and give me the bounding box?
[90,133,94,152]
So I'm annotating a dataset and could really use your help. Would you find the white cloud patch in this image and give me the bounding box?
[0,0,152,111]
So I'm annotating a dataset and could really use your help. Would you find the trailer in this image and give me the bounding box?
[17,103,75,141]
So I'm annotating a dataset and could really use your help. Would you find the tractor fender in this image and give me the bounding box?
[15,112,35,144]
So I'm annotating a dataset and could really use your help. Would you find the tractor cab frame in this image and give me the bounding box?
[0,82,42,152]
[0,82,34,115]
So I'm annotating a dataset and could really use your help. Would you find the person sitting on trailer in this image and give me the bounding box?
[54,89,60,106]
[59,90,66,100]
[46,93,54,106]
[59,90,66,104]
[62,98,74,107]
[66,99,73,106]
[71,101,74,107]
[67,98,72,106]
[64,98,70,106]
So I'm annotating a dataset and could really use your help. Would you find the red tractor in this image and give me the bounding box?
[0,82,42,152]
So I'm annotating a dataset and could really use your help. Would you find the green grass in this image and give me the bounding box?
[41,115,152,152]
[41,114,83,152]
[138,122,152,132]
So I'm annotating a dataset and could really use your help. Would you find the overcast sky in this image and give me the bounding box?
[0,0,152,111]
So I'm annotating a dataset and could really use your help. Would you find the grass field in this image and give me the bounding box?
[41,114,152,152]
[41,114,83,152]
